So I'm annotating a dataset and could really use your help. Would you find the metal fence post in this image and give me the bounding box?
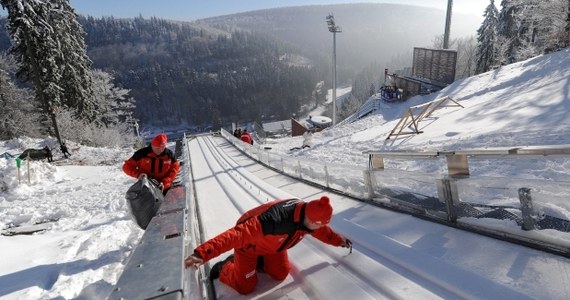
[363,170,375,200]
[324,165,330,188]
[437,177,459,223]
[518,187,536,231]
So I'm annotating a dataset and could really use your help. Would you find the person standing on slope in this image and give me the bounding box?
[60,142,71,159]
[184,196,352,295]
[122,133,180,193]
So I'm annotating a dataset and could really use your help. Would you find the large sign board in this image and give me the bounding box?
[412,47,457,85]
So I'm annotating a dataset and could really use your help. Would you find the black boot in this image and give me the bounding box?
[256,256,265,273]
[210,254,234,280]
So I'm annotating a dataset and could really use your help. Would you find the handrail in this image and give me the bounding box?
[365,145,570,176]
[338,96,379,125]
[108,138,200,300]
[365,144,570,158]
[222,128,570,257]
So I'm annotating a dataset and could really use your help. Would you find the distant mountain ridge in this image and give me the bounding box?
[195,3,482,78]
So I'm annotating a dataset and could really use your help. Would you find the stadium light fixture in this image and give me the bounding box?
[326,14,341,126]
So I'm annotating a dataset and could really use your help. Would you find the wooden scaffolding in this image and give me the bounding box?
[386,96,463,140]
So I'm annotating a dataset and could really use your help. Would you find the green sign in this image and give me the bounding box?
[16,157,22,168]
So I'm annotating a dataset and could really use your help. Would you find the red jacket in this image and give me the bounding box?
[194,199,344,262]
[240,131,253,145]
[122,146,180,190]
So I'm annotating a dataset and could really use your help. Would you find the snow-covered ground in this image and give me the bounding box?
[0,139,139,299]
[301,85,352,119]
[0,48,569,299]
[268,49,570,182]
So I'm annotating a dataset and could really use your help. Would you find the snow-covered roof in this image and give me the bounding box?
[262,120,291,133]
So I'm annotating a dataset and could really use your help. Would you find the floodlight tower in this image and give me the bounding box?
[326,14,341,126]
[443,0,453,49]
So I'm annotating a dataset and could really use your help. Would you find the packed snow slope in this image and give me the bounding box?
[267,48,570,181]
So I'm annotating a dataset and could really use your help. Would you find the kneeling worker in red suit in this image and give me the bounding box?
[184,196,352,295]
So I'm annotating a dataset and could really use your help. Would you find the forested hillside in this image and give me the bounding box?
[81,17,326,127]
[0,16,326,128]
[0,3,482,129]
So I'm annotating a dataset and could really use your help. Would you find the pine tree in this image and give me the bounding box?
[497,0,522,63]
[0,0,94,144]
[476,0,500,73]
[496,1,568,62]
[49,0,95,121]
[531,0,570,51]
[1,0,64,142]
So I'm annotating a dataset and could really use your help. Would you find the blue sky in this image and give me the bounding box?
[67,0,491,21]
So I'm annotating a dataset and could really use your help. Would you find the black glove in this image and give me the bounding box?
[343,238,353,254]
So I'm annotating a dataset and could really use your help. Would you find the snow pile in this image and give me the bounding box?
[0,138,141,299]
[268,49,570,181]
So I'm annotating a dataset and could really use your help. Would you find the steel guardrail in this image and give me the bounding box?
[221,128,570,257]
[109,137,201,300]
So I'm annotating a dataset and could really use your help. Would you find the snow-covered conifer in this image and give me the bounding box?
[0,0,95,143]
[476,0,500,73]
[49,0,95,121]
[91,69,137,127]
[496,0,523,63]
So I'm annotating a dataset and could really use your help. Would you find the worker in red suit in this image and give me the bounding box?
[240,129,253,145]
[122,133,180,193]
[184,196,352,295]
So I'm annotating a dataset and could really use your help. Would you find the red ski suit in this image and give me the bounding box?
[240,131,253,145]
[122,146,180,190]
[193,199,345,294]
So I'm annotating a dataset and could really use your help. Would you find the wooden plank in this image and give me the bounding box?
[1,222,53,236]
[369,154,384,169]
[386,109,414,140]
[446,154,470,176]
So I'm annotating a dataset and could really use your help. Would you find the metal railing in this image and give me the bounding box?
[223,128,570,257]
[338,96,379,126]
[367,145,570,176]
[109,137,201,300]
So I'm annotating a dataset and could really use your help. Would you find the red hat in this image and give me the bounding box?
[151,133,167,147]
[305,196,333,225]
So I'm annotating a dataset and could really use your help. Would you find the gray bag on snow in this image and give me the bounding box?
[125,176,164,229]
